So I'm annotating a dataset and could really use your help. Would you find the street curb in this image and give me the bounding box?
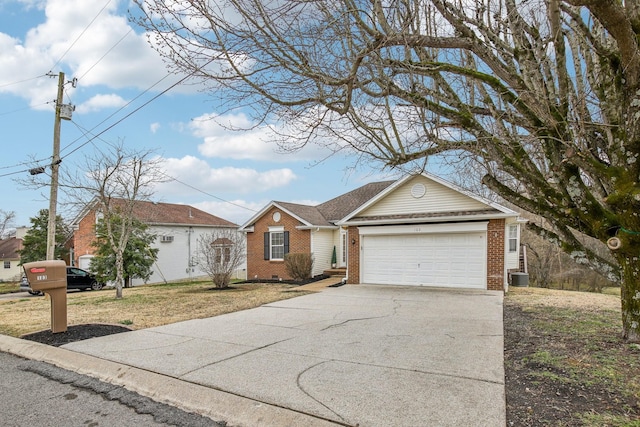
[0,334,341,427]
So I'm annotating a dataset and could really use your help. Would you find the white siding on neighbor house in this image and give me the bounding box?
[0,260,22,282]
[360,175,488,217]
[311,229,335,277]
[132,225,245,286]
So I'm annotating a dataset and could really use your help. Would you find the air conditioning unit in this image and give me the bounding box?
[160,235,174,243]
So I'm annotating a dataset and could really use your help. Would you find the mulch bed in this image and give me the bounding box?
[21,324,132,347]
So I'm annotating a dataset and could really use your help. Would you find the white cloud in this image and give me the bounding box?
[156,155,297,196]
[75,93,127,113]
[190,111,334,162]
[150,122,160,133]
[0,0,201,112]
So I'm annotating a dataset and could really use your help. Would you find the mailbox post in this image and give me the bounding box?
[23,260,68,333]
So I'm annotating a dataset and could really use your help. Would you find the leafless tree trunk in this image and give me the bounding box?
[134,0,640,341]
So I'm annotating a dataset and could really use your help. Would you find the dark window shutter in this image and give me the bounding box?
[284,231,290,256]
[264,232,270,260]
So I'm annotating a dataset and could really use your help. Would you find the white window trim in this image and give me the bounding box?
[508,224,518,253]
[269,226,285,260]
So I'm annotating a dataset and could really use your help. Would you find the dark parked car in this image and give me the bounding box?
[20,267,104,295]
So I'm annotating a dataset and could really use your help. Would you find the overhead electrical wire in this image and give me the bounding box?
[161,173,258,213]
[61,72,175,158]
[0,74,48,89]
[48,0,114,73]
[1,5,245,213]
[75,27,133,82]
[0,0,117,170]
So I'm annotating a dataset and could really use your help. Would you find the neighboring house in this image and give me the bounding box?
[70,200,243,285]
[0,227,28,282]
[240,173,525,291]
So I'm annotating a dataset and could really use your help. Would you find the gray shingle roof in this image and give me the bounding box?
[276,202,332,226]
[0,237,22,260]
[317,181,395,222]
[275,180,395,227]
[108,199,238,227]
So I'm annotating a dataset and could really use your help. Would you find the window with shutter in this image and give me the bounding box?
[265,229,289,260]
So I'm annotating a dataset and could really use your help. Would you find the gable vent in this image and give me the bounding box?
[411,183,426,198]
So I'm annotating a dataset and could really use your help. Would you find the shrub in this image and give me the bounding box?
[284,253,313,281]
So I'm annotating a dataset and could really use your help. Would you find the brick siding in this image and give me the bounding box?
[246,207,311,280]
[73,210,98,266]
[486,218,506,291]
[346,227,360,284]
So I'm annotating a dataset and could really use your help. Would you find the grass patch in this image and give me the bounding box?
[0,282,20,294]
[505,287,640,426]
[0,281,311,337]
[578,412,640,427]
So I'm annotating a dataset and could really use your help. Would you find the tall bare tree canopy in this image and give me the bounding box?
[0,209,15,239]
[135,1,640,341]
[65,143,166,298]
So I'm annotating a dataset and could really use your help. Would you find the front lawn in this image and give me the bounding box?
[505,287,640,426]
[0,280,310,337]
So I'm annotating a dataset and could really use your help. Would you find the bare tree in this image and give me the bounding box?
[0,209,15,239]
[195,229,246,289]
[135,1,640,341]
[65,143,167,298]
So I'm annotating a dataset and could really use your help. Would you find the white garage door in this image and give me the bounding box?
[361,232,487,288]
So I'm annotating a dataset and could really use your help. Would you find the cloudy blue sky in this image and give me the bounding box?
[0,0,404,229]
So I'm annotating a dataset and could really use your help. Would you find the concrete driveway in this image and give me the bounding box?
[61,284,505,426]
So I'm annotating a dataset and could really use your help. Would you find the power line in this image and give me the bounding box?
[0,68,177,173]
[76,27,134,82]
[0,74,48,89]
[161,172,258,213]
[49,0,114,73]
[62,73,178,158]
[0,101,53,118]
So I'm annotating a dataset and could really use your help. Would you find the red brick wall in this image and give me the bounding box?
[246,207,311,280]
[487,218,506,291]
[73,210,98,266]
[346,227,360,284]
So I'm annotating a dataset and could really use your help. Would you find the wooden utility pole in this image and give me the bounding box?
[46,72,64,260]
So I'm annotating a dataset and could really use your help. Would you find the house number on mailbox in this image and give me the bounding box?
[37,275,47,281]
[414,227,421,232]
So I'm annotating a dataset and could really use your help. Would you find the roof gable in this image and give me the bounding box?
[340,173,517,224]
[240,181,394,230]
[241,172,519,230]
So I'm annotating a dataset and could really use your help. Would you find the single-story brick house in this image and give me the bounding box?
[240,172,524,291]
[69,199,242,285]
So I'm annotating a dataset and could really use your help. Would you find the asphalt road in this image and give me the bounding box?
[0,351,223,427]
[0,291,36,300]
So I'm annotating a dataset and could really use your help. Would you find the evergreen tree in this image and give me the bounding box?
[18,209,68,264]
[90,215,158,287]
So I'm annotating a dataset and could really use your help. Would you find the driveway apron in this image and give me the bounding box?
[62,285,505,426]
